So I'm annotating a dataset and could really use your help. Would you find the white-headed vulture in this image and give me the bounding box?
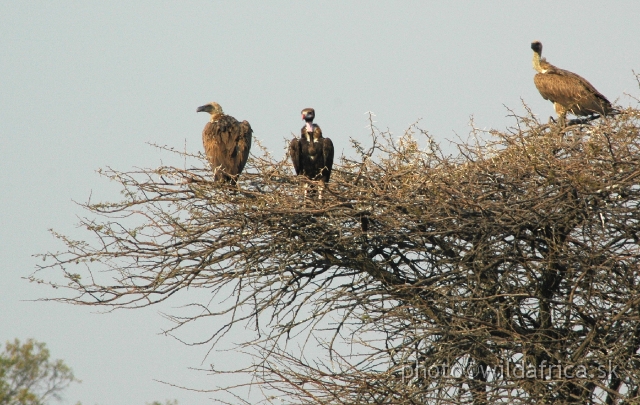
[531,41,614,125]
[289,108,334,199]
[197,102,252,184]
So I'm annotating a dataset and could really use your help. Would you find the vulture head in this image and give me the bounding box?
[530,41,547,73]
[301,108,315,123]
[197,102,224,121]
[531,41,543,56]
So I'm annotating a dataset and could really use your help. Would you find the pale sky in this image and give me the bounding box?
[2,2,640,404]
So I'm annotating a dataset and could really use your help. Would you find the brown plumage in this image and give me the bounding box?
[289,108,334,199]
[531,41,614,125]
[197,102,252,184]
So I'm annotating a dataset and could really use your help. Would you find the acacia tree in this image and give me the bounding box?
[0,339,78,405]
[33,105,640,404]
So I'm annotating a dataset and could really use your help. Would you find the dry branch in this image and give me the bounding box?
[33,108,640,404]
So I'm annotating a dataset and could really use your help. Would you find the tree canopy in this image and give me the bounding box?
[34,104,640,404]
[0,339,78,405]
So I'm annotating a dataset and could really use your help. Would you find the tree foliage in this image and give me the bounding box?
[33,105,640,404]
[0,339,78,405]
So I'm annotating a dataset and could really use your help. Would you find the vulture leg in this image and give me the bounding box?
[554,103,567,127]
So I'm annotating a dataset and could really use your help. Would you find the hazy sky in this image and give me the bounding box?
[2,2,639,404]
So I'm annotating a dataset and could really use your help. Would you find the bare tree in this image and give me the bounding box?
[33,105,640,404]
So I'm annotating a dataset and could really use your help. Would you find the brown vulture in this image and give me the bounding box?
[289,108,334,199]
[196,102,252,184]
[531,41,614,125]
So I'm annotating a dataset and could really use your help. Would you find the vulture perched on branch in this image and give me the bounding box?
[289,108,334,200]
[197,102,252,184]
[531,41,615,125]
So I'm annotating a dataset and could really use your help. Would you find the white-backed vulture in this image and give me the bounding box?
[531,41,614,125]
[289,108,334,199]
[196,102,252,184]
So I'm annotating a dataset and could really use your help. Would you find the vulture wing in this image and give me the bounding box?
[534,67,612,116]
[235,120,252,176]
[321,137,334,183]
[289,138,303,175]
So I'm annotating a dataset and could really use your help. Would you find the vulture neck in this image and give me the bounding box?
[305,122,314,133]
[209,112,223,123]
[532,51,545,73]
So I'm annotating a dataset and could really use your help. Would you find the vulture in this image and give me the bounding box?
[531,41,614,125]
[289,108,334,199]
[196,102,252,184]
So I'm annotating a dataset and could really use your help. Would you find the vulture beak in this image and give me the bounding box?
[197,104,212,113]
